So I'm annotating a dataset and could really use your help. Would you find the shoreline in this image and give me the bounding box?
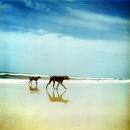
[0,78,130,84]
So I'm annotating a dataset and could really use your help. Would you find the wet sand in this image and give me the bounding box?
[0,80,130,130]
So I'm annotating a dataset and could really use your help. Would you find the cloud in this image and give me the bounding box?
[56,15,109,31]
[1,30,128,65]
[68,8,128,25]
[0,31,128,54]
[23,0,46,10]
[0,2,129,40]
[0,31,129,78]
[0,2,11,10]
[64,8,129,31]
[49,7,129,38]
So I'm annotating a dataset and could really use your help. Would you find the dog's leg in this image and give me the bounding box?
[53,81,55,89]
[29,85,32,91]
[56,82,60,90]
[36,80,38,88]
[36,80,38,86]
[29,80,32,86]
[46,80,51,89]
[61,82,67,89]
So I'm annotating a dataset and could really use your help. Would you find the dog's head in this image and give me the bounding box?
[64,76,70,80]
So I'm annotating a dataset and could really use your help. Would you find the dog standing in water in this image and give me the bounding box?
[46,76,70,89]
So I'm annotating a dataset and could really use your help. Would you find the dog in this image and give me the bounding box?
[46,76,70,89]
[29,76,41,85]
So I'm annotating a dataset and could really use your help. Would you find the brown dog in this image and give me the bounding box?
[46,76,70,89]
[29,76,41,85]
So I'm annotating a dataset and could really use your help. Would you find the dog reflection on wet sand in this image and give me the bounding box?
[46,87,69,103]
[29,85,39,91]
[28,84,40,93]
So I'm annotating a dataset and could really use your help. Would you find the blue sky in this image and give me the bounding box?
[0,0,130,78]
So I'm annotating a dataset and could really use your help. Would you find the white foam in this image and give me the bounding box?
[0,78,130,84]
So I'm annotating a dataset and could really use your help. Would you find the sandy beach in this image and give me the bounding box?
[0,79,129,130]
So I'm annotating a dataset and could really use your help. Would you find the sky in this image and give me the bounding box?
[0,0,130,78]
